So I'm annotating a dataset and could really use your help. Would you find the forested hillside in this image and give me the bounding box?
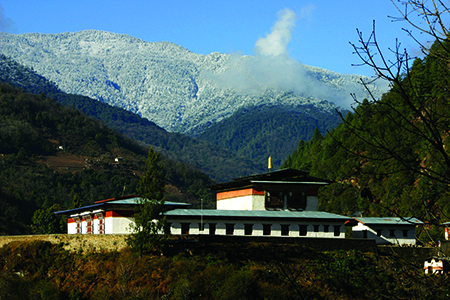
[0,54,263,181]
[283,39,450,243]
[198,103,344,166]
[0,82,215,235]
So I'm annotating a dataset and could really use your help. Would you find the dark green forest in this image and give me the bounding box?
[0,82,215,235]
[283,38,450,243]
[197,102,344,167]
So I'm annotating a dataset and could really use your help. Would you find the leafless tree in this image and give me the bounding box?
[341,0,450,186]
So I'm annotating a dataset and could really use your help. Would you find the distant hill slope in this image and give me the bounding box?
[198,103,343,166]
[0,82,216,234]
[0,30,384,137]
[0,54,264,181]
[281,39,450,246]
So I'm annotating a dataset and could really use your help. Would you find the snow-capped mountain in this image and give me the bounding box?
[0,30,384,136]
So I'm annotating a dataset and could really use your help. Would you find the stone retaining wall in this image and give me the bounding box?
[0,234,379,253]
[0,234,438,258]
[0,234,129,252]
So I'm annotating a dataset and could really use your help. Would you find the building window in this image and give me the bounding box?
[363,229,368,239]
[323,225,329,233]
[96,213,104,234]
[225,223,235,235]
[76,219,82,234]
[288,191,307,210]
[85,215,93,234]
[390,229,396,237]
[181,223,190,235]
[333,225,341,237]
[376,229,382,237]
[244,224,253,236]
[299,225,308,236]
[265,191,284,210]
[313,225,320,232]
[281,224,290,236]
[403,230,408,237]
[265,191,307,210]
[263,224,271,236]
[209,223,216,235]
[164,223,172,235]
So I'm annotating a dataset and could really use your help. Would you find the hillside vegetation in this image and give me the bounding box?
[0,82,215,235]
[198,102,343,167]
[283,39,450,243]
[0,240,447,299]
[0,54,263,181]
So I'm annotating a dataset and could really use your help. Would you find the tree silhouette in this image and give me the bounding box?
[334,0,450,229]
[126,147,167,256]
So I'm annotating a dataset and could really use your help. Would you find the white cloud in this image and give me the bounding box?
[254,8,297,57]
[203,7,384,110]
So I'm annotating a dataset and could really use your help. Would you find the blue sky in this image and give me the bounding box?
[1,0,429,77]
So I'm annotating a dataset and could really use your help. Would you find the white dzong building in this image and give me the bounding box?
[57,169,352,239]
[55,195,189,234]
[165,168,351,238]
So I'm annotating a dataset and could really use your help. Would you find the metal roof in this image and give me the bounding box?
[165,209,351,221]
[209,168,332,191]
[54,198,190,215]
[353,217,423,225]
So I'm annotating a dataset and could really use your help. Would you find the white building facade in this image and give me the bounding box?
[165,209,349,238]
[56,196,189,235]
[352,217,423,245]
[57,169,352,239]
[165,169,350,239]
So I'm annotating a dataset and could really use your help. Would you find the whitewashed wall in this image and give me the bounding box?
[68,220,77,234]
[352,223,417,245]
[104,216,134,234]
[217,195,265,210]
[217,195,318,211]
[167,218,346,238]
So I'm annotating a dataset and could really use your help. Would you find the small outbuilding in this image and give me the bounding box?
[352,217,423,245]
[424,257,450,274]
[55,195,189,234]
[439,222,450,240]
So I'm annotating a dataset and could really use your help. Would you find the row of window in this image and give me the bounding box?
[265,191,307,210]
[362,229,410,238]
[75,215,104,234]
[173,223,341,237]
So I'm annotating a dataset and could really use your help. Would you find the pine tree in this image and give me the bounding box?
[126,147,167,256]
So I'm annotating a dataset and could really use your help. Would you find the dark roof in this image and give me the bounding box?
[165,209,351,222]
[353,217,423,225]
[209,168,332,191]
[54,195,190,215]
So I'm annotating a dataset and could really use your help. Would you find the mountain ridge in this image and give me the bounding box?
[0,54,264,181]
[0,30,385,136]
